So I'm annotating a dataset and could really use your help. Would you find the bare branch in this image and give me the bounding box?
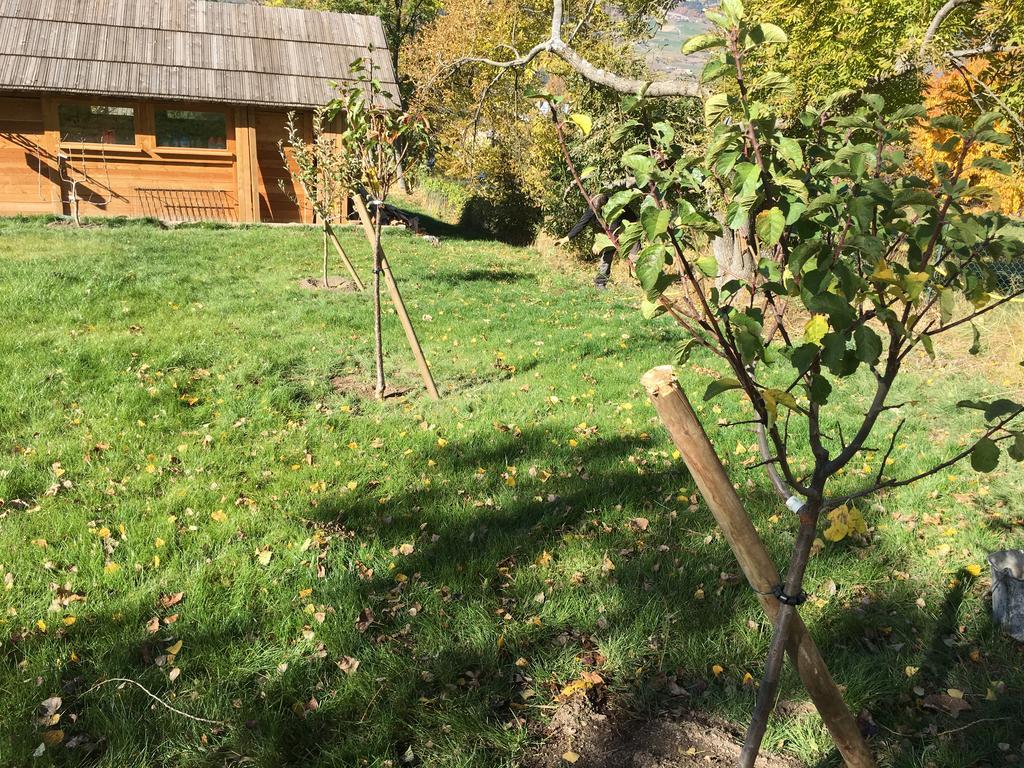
[829,410,1023,508]
[920,0,978,59]
[448,0,702,98]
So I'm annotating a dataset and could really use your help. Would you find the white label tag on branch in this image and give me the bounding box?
[786,496,805,513]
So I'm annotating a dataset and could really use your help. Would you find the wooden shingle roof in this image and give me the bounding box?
[0,0,399,109]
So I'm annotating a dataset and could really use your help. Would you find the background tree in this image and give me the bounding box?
[402,0,679,244]
[279,109,364,289]
[325,62,430,399]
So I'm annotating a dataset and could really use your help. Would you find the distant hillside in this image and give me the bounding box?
[640,0,713,77]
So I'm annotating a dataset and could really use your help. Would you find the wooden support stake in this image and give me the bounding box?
[351,195,440,400]
[324,222,366,291]
[641,366,875,768]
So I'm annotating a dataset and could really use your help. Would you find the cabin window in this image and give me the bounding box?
[58,104,136,145]
[156,110,228,150]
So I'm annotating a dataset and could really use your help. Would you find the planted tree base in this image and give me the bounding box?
[330,373,411,401]
[298,277,359,292]
[527,696,802,768]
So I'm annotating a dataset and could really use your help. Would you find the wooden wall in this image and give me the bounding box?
[0,94,311,224]
[0,96,62,215]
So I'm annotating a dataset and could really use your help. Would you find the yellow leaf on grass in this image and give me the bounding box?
[167,640,183,656]
[823,505,867,542]
[711,664,724,677]
[257,550,273,566]
[210,510,227,523]
[103,562,120,574]
[905,666,919,677]
[562,751,580,764]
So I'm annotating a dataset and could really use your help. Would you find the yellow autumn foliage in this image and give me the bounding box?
[910,60,1024,216]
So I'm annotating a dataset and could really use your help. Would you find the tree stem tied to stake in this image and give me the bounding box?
[373,202,386,400]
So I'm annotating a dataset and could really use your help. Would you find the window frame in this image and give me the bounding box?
[57,100,139,149]
[153,105,232,154]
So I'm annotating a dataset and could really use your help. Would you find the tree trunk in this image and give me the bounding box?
[712,224,754,288]
[641,366,876,768]
[322,223,330,288]
[740,503,823,767]
[372,207,386,400]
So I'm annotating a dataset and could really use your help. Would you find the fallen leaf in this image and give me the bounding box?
[337,656,360,675]
[169,667,181,682]
[399,543,415,556]
[562,751,580,764]
[159,592,184,609]
[40,697,62,716]
[167,640,183,656]
[41,730,64,747]
[922,692,972,718]
[257,550,273,566]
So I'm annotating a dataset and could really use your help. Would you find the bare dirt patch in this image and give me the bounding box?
[298,277,359,292]
[526,697,804,768]
[329,373,411,401]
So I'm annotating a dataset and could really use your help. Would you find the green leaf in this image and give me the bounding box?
[808,373,832,404]
[592,233,615,255]
[569,114,593,136]
[704,93,731,126]
[701,58,735,84]
[641,206,670,240]
[972,157,1012,175]
[939,288,955,325]
[853,325,882,365]
[752,70,791,94]
[970,437,1000,473]
[920,333,935,359]
[804,315,829,346]
[675,337,701,364]
[893,189,938,209]
[776,137,803,169]
[721,0,745,23]
[640,298,665,320]
[746,23,787,45]
[704,377,743,401]
[755,207,785,246]
[862,93,885,113]
[682,33,726,55]
[635,244,667,294]
[695,254,719,278]
[973,111,1002,133]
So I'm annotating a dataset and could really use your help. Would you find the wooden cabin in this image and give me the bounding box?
[0,0,399,223]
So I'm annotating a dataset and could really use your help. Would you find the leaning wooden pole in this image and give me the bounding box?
[641,366,875,768]
[351,195,440,400]
[324,221,365,291]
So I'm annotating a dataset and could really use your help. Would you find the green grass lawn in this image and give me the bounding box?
[0,216,1022,768]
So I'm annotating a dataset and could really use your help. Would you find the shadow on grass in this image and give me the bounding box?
[8,426,1023,767]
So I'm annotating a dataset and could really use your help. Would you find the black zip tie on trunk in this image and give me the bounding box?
[771,584,808,606]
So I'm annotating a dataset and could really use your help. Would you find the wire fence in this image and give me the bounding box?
[992,260,1024,295]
